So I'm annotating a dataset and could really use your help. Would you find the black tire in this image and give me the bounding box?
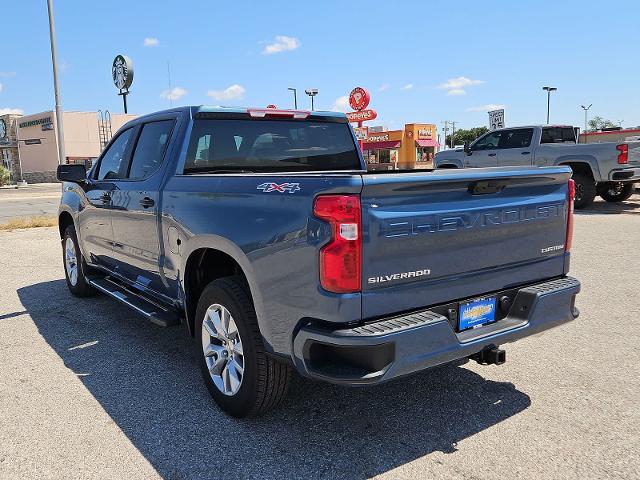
[62,224,96,297]
[599,182,634,203]
[571,172,597,209]
[195,277,291,417]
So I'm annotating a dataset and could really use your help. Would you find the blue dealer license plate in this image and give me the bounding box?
[459,296,497,331]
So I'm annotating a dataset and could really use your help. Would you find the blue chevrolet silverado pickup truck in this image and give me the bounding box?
[56,106,581,417]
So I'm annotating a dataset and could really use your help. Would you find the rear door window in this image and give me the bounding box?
[499,128,534,149]
[183,119,360,173]
[541,127,577,144]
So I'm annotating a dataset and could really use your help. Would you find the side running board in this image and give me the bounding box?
[89,277,181,327]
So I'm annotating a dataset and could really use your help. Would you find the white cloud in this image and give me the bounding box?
[144,37,159,47]
[466,104,505,112]
[331,96,350,113]
[0,72,15,78]
[262,35,301,55]
[160,87,187,101]
[437,76,484,95]
[0,108,24,115]
[402,84,414,90]
[206,84,245,101]
[378,83,390,92]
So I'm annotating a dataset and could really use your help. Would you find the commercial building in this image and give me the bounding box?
[14,110,136,183]
[361,123,438,170]
[0,113,22,181]
[579,127,640,144]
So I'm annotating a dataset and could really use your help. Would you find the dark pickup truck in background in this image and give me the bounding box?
[57,106,581,417]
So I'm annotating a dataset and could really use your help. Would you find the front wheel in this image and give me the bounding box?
[195,277,291,417]
[599,182,634,202]
[571,172,597,209]
[62,225,96,297]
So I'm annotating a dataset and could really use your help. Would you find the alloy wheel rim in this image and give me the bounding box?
[575,183,585,202]
[64,237,78,286]
[607,182,624,196]
[201,303,244,396]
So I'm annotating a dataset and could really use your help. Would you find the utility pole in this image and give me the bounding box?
[580,104,592,143]
[441,120,450,150]
[450,121,458,148]
[288,87,298,109]
[47,0,66,165]
[542,86,557,124]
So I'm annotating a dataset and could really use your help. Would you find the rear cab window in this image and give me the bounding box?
[183,118,361,173]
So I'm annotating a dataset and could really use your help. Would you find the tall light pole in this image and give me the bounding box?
[304,89,318,111]
[542,86,557,124]
[47,0,66,165]
[288,87,298,109]
[581,104,592,142]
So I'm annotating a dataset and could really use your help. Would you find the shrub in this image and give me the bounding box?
[0,166,10,186]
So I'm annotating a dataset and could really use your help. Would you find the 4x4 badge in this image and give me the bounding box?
[256,182,300,194]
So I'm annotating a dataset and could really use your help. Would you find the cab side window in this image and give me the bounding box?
[96,128,134,180]
[472,131,502,150]
[127,120,174,180]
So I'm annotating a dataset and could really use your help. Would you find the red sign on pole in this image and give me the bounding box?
[346,109,377,123]
[349,87,370,111]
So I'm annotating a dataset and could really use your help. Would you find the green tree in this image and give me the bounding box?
[446,126,489,147]
[587,116,618,132]
[0,166,10,186]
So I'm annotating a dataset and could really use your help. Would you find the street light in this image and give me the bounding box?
[47,0,66,165]
[580,104,592,142]
[304,89,318,111]
[542,86,557,124]
[288,87,298,109]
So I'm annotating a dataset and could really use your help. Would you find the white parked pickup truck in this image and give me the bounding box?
[434,125,640,208]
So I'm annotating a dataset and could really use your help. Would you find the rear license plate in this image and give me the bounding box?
[459,296,497,331]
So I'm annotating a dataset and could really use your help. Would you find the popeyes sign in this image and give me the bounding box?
[346,86,377,125]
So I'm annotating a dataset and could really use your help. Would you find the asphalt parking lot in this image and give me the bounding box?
[0,197,638,479]
[0,183,61,221]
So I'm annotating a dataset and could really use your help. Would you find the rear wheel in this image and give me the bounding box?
[195,277,291,417]
[599,182,634,202]
[571,172,597,209]
[62,225,96,297]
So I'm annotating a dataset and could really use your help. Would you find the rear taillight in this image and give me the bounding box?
[566,179,575,252]
[313,195,362,293]
[617,144,629,164]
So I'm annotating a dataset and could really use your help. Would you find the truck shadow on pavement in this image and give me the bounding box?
[576,197,640,216]
[19,280,531,480]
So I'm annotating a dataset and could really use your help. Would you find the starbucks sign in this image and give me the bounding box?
[112,55,134,90]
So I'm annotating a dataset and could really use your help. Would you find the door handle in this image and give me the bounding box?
[100,192,111,204]
[140,196,155,208]
[521,151,531,155]
[488,153,497,157]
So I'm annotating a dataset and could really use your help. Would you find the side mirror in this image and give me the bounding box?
[56,164,87,183]
[463,141,472,155]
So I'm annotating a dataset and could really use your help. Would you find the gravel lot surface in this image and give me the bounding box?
[0,183,61,221]
[0,198,638,479]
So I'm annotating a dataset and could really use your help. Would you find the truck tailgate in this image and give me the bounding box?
[360,167,572,319]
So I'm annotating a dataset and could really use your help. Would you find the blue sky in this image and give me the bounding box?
[1,0,638,132]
